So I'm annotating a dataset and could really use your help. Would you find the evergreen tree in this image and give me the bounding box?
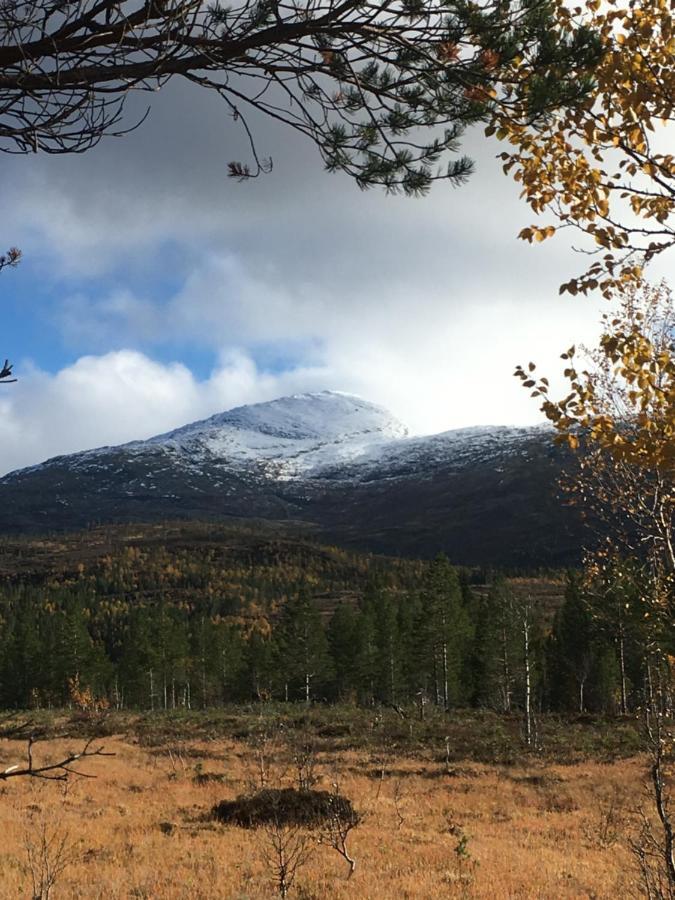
[354,598,379,705]
[328,602,361,702]
[375,592,404,705]
[209,620,246,705]
[472,578,520,711]
[397,591,424,705]
[0,591,44,707]
[243,629,276,702]
[547,578,595,713]
[49,595,111,706]
[418,555,473,709]
[117,606,160,708]
[276,588,333,703]
[583,559,651,714]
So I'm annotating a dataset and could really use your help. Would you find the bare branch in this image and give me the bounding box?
[0,735,114,782]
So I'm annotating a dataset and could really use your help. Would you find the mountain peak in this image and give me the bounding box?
[148,390,408,448]
[0,391,575,566]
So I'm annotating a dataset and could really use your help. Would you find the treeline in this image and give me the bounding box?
[0,549,668,715]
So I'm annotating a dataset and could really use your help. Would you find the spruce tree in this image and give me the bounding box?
[472,578,521,712]
[0,590,44,708]
[276,587,333,703]
[328,601,361,702]
[244,629,276,702]
[547,578,595,713]
[379,593,404,705]
[419,555,473,709]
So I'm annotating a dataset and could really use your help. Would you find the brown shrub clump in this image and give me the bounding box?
[211,787,358,829]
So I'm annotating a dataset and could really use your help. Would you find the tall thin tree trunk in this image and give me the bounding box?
[201,634,207,709]
[149,669,155,711]
[501,625,512,713]
[523,605,532,747]
[645,689,675,889]
[618,626,628,715]
[221,648,228,705]
[390,652,396,706]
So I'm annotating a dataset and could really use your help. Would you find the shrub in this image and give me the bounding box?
[211,788,358,829]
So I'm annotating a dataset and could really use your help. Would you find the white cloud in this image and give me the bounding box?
[0,270,604,477]
[1,353,198,474]
[0,350,329,475]
[0,80,618,476]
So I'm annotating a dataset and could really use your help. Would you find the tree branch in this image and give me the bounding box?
[0,736,115,782]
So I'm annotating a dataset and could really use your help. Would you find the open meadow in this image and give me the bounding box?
[0,708,653,899]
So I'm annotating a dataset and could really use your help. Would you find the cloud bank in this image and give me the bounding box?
[1,80,610,475]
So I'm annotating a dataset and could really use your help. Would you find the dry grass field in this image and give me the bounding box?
[0,712,653,899]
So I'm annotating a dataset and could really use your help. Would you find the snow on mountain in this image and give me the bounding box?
[126,391,408,480]
[333,423,550,482]
[20,391,406,483]
[3,390,548,485]
[0,392,573,565]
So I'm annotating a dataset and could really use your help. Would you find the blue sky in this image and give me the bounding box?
[0,78,627,476]
[4,245,219,377]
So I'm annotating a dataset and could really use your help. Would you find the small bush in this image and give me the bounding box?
[315,723,351,738]
[211,788,358,829]
[194,772,228,785]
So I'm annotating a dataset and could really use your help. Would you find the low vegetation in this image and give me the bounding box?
[0,709,658,898]
[211,787,358,829]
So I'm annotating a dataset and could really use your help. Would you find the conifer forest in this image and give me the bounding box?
[0,525,659,719]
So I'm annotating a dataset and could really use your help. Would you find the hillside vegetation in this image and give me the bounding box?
[0,522,628,720]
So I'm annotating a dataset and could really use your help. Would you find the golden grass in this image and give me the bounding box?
[0,732,647,899]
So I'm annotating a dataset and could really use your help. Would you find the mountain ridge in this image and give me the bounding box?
[0,391,580,566]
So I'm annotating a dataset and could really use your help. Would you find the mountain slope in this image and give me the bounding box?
[0,392,582,565]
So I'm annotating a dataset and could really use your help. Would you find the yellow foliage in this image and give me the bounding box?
[67,673,110,713]
[493,0,675,293]
[515,279,675,571]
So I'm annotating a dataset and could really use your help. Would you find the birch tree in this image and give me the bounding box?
[493,0,675,295]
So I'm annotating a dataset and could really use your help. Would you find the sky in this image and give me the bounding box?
[0,77,656,476]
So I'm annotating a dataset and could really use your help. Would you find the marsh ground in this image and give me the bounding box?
[0,709,650,898]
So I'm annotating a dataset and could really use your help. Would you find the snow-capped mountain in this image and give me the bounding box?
[110,391,409,481]
[0,392,582,566]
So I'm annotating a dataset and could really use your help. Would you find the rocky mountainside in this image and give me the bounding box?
[0,391,583,566]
